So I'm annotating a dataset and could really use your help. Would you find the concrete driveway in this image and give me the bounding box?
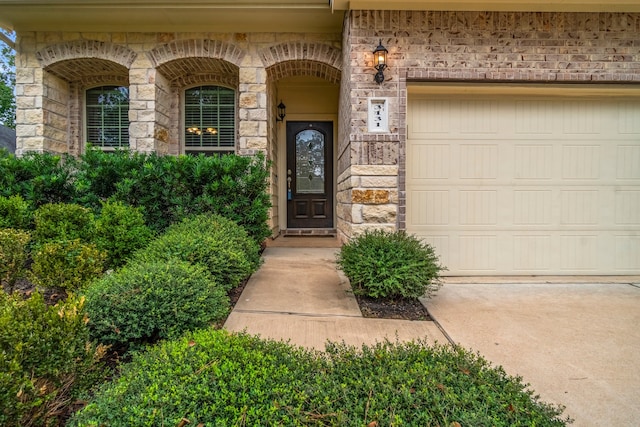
[424,278,640,427]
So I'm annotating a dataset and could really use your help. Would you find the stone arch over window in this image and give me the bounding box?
[259,42,342,72]
[148,39,245,69]
[36,40,136,71]
[156,58,239,88]
[153,55,240,155]
[35,42,133,156]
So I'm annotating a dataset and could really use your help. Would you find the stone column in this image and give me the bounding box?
[237,55,268,156]
[128,54,158,153]
[14,53,45,155]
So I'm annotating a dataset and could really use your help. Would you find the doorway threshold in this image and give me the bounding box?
[281,228,337,237]
[267,229,340,248]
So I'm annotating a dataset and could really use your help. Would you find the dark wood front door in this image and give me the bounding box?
[286,121,333,229]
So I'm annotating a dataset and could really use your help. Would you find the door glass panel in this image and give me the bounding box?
[295,129,325,194]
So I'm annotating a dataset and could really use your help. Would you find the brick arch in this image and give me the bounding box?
[36,40,136,69]
[156,57,239,88]
[259,42,342,71]
[173,73,238,90]
[43,58,129,83]
[79,74,129,88]
[266,60,341,85]
[148,39,245,68]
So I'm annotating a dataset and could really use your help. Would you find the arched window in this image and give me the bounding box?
[85,86,129,149]
[184,85,236,155]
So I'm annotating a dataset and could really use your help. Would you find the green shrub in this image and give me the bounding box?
[0,195,32,229]
[0,292,107,427]
[337,229,444,299]
[94,200,153,269]
[112,152,271,241]
[30,239,106,291]
[84,260,230,354]
[72,147,147,210]
[0,149,272,244]
[0,228,31,292]
[0,150,78,205]
[33,202,96,245]
[69,331,570,427]
[134,214,261,290]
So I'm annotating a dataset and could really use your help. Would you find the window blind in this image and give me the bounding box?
[184,86,235,152]
[86,86,129,148]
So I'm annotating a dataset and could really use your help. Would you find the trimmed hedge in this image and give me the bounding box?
[134,214,261,290]
[0,228,30,292]
[0,292,106,427]
[33,202,95,245]
[0,150,77,206]
[0,148,272,243]
[29,239,106,292]
[108,151,271,240]
[337,229,444,299]
[84,260,230,354]
[0,195,32,230]
[69,330,571,427]
[94,200,153,269]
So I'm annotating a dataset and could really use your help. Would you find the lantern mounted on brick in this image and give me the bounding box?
[276,101,286,122]
[373,40,388,84]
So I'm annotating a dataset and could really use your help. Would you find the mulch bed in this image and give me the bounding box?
[354,294,432,321]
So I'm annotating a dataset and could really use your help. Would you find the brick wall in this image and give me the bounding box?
[341,10,640,239]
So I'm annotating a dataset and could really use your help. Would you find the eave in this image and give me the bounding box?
[0,0,343,33]
[332,0,640,13]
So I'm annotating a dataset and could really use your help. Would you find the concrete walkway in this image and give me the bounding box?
[224,240,640,426]
[224,246,447,349]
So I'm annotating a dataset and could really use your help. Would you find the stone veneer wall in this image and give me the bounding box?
[340,10,640,240]
[14,32,342,158]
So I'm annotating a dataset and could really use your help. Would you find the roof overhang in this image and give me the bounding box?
[0,0,343,32]
[1,0,639,33]
[332,0,640,13]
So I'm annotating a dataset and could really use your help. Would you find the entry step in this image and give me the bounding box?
[281,228,337,237]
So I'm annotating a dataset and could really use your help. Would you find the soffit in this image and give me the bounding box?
[0,1,344,32]
[46,58,128,82]
[332,0,640,13]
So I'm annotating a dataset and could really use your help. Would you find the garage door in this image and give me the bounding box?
[407,86,640,275]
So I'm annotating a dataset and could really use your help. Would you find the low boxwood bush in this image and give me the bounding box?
[69,330,570,426]
[0,195,32,230]
[0,228,31,292]
[134,214,261,290]
[30,239,106,292]
[0,292,107,427]
[94,200,153,269]
[84,260,230,354]
[33,202,95,245]
[337,229,444,299]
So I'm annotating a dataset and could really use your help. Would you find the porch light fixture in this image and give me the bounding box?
[373,40,388,84]
[276,101,286,122]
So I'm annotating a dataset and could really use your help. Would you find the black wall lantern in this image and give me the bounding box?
[276,101,286,122]
[373,40,388,84]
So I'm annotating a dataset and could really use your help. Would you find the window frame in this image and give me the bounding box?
[182,84,237,156]
[83,85,130,151]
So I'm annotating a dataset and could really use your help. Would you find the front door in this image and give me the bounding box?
[286,121,333,229]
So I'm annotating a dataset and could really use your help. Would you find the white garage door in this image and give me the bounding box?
[407,87,640,275]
